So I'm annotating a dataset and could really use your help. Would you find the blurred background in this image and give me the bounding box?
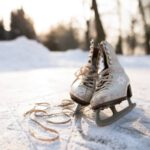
[0,0,150,54]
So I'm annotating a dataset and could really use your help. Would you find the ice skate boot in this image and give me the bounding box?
[91,41,136,126]
[70,40,101,107]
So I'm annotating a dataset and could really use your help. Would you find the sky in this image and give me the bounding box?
[0,0,138,38]
[0,0,90,33]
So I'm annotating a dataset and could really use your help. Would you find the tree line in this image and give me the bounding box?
[0,0,150,54]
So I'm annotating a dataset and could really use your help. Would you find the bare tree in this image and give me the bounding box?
[126,18,136,55]
[91,0,106,43]
[138,0,150,54]
[43,24,80,51]
[85,20,90,49]
[116,0,123,54]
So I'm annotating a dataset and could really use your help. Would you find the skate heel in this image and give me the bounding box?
[96,84,136,126]
[127,84,132,98]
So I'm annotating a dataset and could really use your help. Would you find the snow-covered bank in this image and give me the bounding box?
[0,37,51,71]
[0,37,150,150]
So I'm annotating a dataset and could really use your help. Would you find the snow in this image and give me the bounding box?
[0,36,150,150]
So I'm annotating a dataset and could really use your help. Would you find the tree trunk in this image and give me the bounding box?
[138,0,150,54]
[91,0,106,43]
[126,18,136,55]
[85,20,90,50]
[116,36,123,54]
[116,0,123,54]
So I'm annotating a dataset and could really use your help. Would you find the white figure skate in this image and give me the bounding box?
[91,41,136,126]
[70,40,101,109]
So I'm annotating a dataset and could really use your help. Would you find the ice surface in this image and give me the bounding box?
[0,37,150,150]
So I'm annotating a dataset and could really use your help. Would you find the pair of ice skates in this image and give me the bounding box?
[70,40,136,126]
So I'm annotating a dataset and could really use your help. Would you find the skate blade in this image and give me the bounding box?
[96,103,136,126]
[73,104,85,116]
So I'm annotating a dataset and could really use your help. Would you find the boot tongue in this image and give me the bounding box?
[99,49,110,87]
[99,41,114,69]
[90,47,99,72]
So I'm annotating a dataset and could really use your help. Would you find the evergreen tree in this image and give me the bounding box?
[10,8,36,39]
[0,20,6,40]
